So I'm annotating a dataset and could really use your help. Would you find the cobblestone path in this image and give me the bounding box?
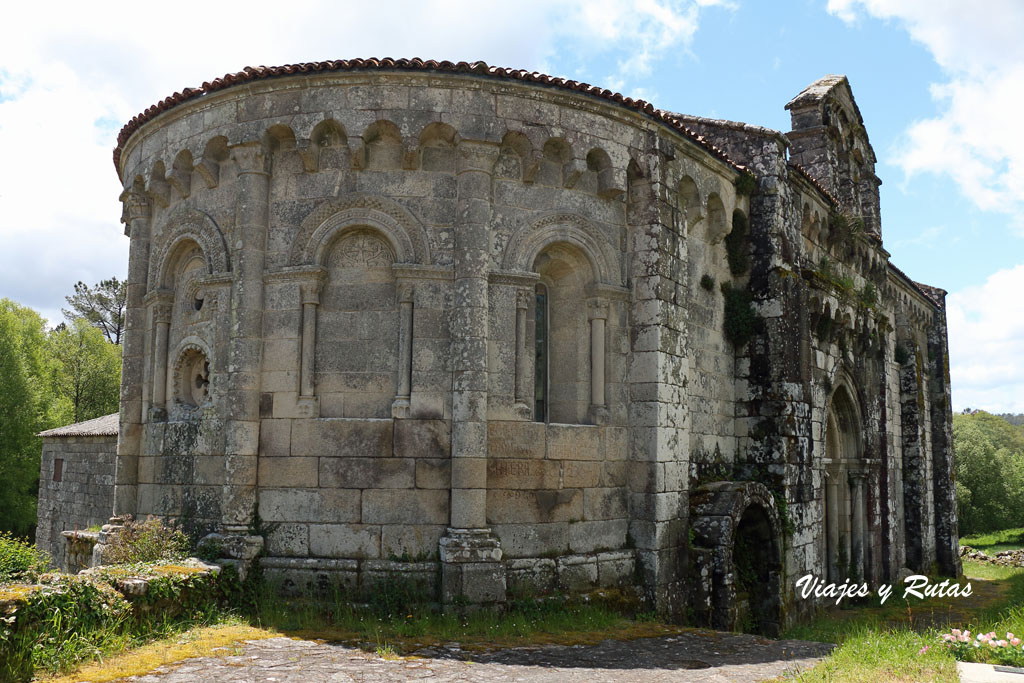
[126,631,834,682]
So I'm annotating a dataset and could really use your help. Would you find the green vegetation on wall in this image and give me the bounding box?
[725,211,750,276]
[721,282,757,348]
[733,172,757,197]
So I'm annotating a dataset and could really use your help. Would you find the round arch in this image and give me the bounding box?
[502,212,619,285]
[149,207,230,291]
[690,481,783,636]
[291,195,429,267]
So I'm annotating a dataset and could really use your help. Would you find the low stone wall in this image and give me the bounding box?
[36,434,116,570]
[261,549,636,598]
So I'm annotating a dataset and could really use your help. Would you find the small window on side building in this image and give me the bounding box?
[53,458,63,482]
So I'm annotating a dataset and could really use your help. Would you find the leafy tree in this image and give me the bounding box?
[62,277,127,345]
[0,300,54,537]
[47,319,121,425]
[954,411,1024,535]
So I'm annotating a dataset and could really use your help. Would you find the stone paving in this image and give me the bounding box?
[125,631,834,682]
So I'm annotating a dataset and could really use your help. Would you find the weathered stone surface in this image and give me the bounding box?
[36,65,954,626]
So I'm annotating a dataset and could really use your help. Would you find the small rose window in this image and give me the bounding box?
[177,347,210,407]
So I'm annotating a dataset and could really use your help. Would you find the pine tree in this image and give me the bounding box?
[62,277,127,345]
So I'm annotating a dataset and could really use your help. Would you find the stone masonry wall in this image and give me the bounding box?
[36,436,116,570]
[99,65,958,622]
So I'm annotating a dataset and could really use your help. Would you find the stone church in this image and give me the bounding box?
[37,59,958,633]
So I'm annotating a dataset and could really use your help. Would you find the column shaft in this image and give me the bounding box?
[300,302,317,397]
[113,191,152,518]
[851,472,867,580]
[826,473,840,581]
[514,290,529,405]
[152,316,171,408]
[394,284,414,416]
[590,317,606,406]
[222,144,270,532]
[450,142,498,530]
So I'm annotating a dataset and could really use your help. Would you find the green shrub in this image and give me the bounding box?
[725,211,750,276]
[734,172,757,196]
[721,282,757,348]
[1,562,226,681]
[0,575,132,681]
[101,517,190,565]
[0,532,50,584]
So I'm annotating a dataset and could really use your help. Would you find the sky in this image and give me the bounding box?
[0,0,1021,413]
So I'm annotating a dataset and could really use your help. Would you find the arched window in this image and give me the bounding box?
[531,243,593,424]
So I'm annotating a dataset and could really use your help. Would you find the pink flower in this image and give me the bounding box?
[1012,638,1021,646]
[952,629,962,636]
[918,646,931,655]
[998,640,1009,647]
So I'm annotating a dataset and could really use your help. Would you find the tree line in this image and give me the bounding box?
[0,279,124,537]
[955,410,1024,536]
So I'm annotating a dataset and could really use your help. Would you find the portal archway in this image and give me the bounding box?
[690,481,783,636]
[824,380,867,582]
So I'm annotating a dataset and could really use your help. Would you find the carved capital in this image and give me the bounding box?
[300,280,323,306]
[587,297,609,321]
[231,143,271,175]
[456,140,500,175]
[397,283,415,304]
[153,302,173,324]
[516,289,531,310]
[119,189,152,227]
[848,470,868,484]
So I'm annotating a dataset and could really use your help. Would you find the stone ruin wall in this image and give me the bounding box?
[115,69,749,604]
[680,79,958,623]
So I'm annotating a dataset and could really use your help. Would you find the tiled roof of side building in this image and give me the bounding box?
[113,58,748,179]
[38,413,119,438]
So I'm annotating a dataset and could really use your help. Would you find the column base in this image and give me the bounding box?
[439,528,506,606]
[391,396,410,418]
[198,531,264,581]
[588,404,609,425]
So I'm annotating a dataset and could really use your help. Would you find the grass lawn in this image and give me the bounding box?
[961,527,1024,555]
[787,541,1024,681]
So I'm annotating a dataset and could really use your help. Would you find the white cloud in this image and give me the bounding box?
[0,0,723,325]
[828,1,1024,229]
[946,265,1024,414]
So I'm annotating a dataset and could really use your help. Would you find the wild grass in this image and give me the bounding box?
[251,583,679,653]
[34,620,275,683]
[961,527,1024,555]
[786,558,1024,681]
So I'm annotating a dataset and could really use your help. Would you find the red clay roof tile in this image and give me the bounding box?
[113,58,745,178]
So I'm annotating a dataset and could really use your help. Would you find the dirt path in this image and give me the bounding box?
[121,631,833,682]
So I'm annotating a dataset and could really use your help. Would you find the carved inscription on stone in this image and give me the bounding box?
[336,232,394,267]
[488,422,544,459]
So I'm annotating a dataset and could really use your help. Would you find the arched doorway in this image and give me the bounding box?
[824,382,868,582]
[690,481,783,637]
